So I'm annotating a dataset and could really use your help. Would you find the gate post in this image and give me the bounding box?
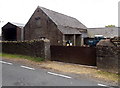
[43,39,51,60]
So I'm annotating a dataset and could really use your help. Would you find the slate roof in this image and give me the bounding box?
[38,6,87,34]
[87,27,120,38]
[57,25,81,34]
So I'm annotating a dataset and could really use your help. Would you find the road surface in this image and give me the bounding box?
[1,60,118,87]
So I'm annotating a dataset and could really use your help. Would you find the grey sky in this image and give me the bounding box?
[0,0,119,35]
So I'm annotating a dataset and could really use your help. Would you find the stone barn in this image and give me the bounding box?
[24,6,87,46]
[2,22,24,41]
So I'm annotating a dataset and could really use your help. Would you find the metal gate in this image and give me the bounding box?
[50,46,96,66]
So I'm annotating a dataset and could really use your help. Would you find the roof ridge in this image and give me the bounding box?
[39,7,58,26]
[38,6,87,29]
[38,6,77,19]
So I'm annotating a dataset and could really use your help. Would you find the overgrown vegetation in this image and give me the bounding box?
[0,53,44,62]
[96,70,119,82]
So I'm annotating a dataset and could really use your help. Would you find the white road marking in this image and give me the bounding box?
[0,61,13,65]
[20,65,35,70]
[98,83,107,87]
[48,72,72,79]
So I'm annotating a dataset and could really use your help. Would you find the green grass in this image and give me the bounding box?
[96,70,119,81]
[0,53,44,62]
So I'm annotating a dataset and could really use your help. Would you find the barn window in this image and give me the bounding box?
[35,17,42,28]
[37,10,39,12]
[35,17,41,20]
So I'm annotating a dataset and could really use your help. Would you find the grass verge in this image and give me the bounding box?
[1,53,119,85]
[0,53,44,62]
[95,70,119,82]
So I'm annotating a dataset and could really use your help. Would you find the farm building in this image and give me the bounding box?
[2,6,119,46]
[24,6,87,46]
[87,27,120,38]
[2,22,25,41]
[84,27,120,46]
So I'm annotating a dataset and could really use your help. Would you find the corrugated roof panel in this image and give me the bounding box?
[87,27,119,38]
[10,22,25,28]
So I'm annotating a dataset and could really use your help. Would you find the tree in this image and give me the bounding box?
[105,25,116,27]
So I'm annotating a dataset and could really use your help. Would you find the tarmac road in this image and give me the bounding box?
[1,60,118,87]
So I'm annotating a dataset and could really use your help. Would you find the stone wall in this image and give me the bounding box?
[1,39,51,60]
[96,38,120,74]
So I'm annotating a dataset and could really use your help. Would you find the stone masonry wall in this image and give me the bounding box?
[1,39,51,60]
[96,38,120,74]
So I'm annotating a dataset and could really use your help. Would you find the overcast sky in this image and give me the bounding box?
[0,0,119,35]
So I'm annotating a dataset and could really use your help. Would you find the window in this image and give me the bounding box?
[35,17,41,27]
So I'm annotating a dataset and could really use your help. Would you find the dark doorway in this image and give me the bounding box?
[2,28,17,41]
